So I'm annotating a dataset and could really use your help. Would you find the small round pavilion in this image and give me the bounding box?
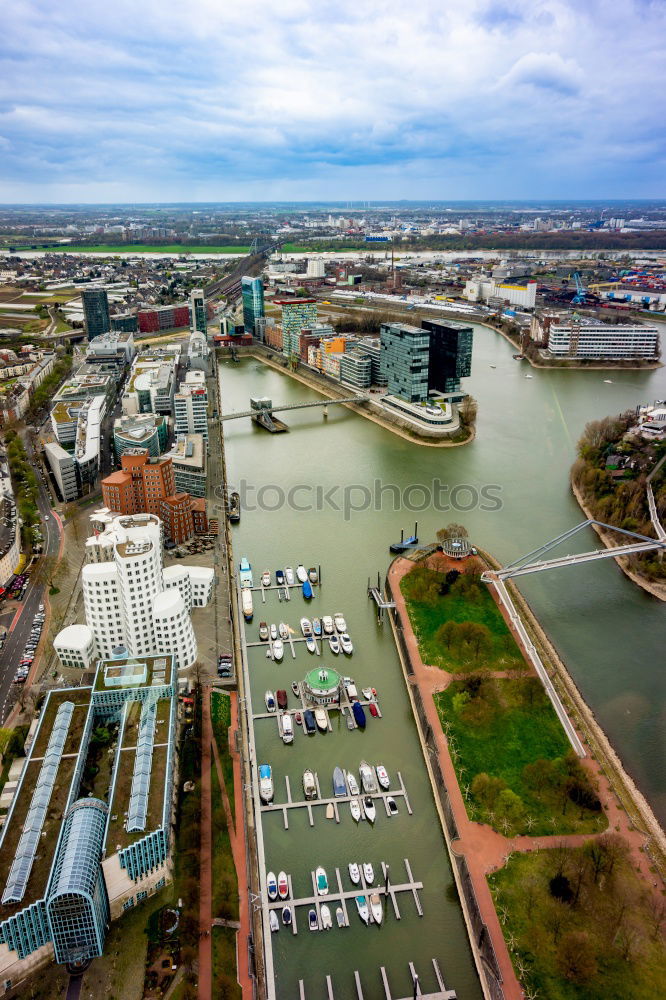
[302,667,341,706]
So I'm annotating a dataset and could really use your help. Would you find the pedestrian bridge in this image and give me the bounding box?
[219,395,370,421]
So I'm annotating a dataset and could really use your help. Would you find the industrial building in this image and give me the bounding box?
[464,275,537,309]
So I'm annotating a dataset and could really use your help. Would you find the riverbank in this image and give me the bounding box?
[570,478,666,602]
[222,345,477,448]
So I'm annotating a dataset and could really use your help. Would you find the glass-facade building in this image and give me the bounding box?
[278,299,318,357]
[189,289,207,335]
[81,289,111,341]
[379,323,430,402]
[241,276,265,336]
[421,319,473,394]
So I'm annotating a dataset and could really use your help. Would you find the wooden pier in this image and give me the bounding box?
[297,957,457,1000]
[261,770,412,829]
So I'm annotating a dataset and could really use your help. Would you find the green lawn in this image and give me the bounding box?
[400,566,524,672]
[211,690,235,819]
[489,848,665,1000]
[212,926,242,999]
[435,679,608,836]
[49,244,249,254]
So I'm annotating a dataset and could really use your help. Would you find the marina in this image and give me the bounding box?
[260,770,412,829]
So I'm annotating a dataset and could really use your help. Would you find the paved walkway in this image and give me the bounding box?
[198,692,213,1000]
[388,555,663,1000]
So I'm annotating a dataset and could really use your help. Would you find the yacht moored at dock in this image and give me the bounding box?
[239,556,254,588]
[259,764,274,803]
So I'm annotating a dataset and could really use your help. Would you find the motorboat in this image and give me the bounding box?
[276,569,285,586]
[359,762,377,794]
[350,798,362,822]
[336,907,345,928]
[320,905,332,930]
[348,862,361,885]
[352,702,366,729]
[302,579,313,600]
[346,771,360,796]
[355,895,370,925]
[303,769,317,799]
[332,766,347,797]
[387,796,399,816]
[265,691,276,712]
[314,709,328,733]
[281,715,294,744]
[363,862,374,884]
[241,589,253,621]
[308,567,318,583]
[322,615,334,635]
[291,681,300,697]
[282,906,292,927]
[334,613,347,633]
[278,872,289,899]
[239,557,253,588]
[346,682,358,701]
[369,893,383,925]
[328,634,340,655]
[300,617,312,636]
[272,640,284,662]
[279,622,289,640]
[228,490,240,523]
[269,910,279,933]
[361,687,373,701]
[285,566,295,586]
[303,710,317,734]
[259,764,273,803]
[376,765,390,790]
[316,867,329,896]
[340,633,353,654]
[308,909,319,931]
[312,617,322,636]
[295,712,302,725]
[525,374,533,379]
[363,797,376,824]
[276,689,288,710]
[267,871,278,900]
[346,713,355,730]
[259,622,269,641]
[261,570,271,588]
[306,636,316,653]
[326,803,335,819]
[270,623,278,641]
[296,564,308,583]
[368,703,379,718]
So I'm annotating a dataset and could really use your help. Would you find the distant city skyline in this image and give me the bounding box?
[1,1,664,203]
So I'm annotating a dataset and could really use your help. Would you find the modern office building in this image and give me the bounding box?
[544,319,660,360]
[167,434,206,498]
[43,441,80,501]
[241,276,265,335]
[137,304,190,334]
[421,319,473,395]
[339,350,372,389]
[187,330,211,373]
[379,323,431,402]
[81,288,110,340]
[102,451,176,517]
[86,330,135,366]
[190,289,207,335]
[113,414,169,460]
[173,371,208,440]
[276,298,318,357]
[361,337,387,386]
[110,313,138,334]
[122,351,179,416]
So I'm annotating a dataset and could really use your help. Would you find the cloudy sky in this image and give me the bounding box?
[1,0,664,202]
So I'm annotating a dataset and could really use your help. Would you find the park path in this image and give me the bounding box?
[388,555,663,1000]
[198,691,213,1000]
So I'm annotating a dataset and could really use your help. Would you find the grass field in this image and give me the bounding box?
[46,244,250,254]
[400,566,524,672]
[489,848,665,1000]
[435,679,608,836]
[211,690,235,819]
[212,926,242,999]
[211,762,239,921]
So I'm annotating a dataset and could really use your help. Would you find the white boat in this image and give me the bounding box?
[300,617,312,636]
[259,764,273,803]
[326,803,335,819]
[387,796,399,816]
[320,904,332,929]
[267,871,278,900]
[361,687,373,701]
[336,906,345,928]
[278,871,289,899]
[296,564,308,583]
[279,622,289,640]
[272,639,284,662]
[316,866,329,896]
[369,893,383,925]
[355,895,370,925]
[322,615,334,635]
[308,567,318,584]
[363,862,374,884]
[334,612,347,633]
[350,798,362,822]
[328,634,340,655]
[269,910,279,933]
[259,622,269,641]
[375,765,390,790]
[285,566,295,586]
[340,633,353,654]
[265,690,276,712]
[270,623,278,640]
[363,797,376,824]
[603,379,613,384]
[348,862,360,884]
[359,761,378,794]
[261,570,271,588]
[314,709,328,733]
[306,636,316,653]
[281,715,294,744]
[241,589,253,621]
[525,374,533,379]
[303,769,317,799]
[346,772,360,796]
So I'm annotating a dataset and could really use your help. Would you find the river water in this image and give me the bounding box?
[219,326,665,999]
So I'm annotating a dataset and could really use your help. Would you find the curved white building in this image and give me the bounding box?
[53,624,97,669]
[153,589,197,670]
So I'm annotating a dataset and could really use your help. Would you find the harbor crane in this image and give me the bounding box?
[571,271,587,305]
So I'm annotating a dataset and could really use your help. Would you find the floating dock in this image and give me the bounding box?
[261,770,412,829]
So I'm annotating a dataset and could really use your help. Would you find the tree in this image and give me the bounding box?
[436,620,458,650]
[523,758,555,794]
[557,931,598,983]
[436,523,468,542]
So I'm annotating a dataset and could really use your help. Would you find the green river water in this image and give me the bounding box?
[218,323,665,999]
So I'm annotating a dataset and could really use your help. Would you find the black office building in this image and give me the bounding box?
[111,313,138,333]
[421,319,473,396]
[81,289,110,340]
